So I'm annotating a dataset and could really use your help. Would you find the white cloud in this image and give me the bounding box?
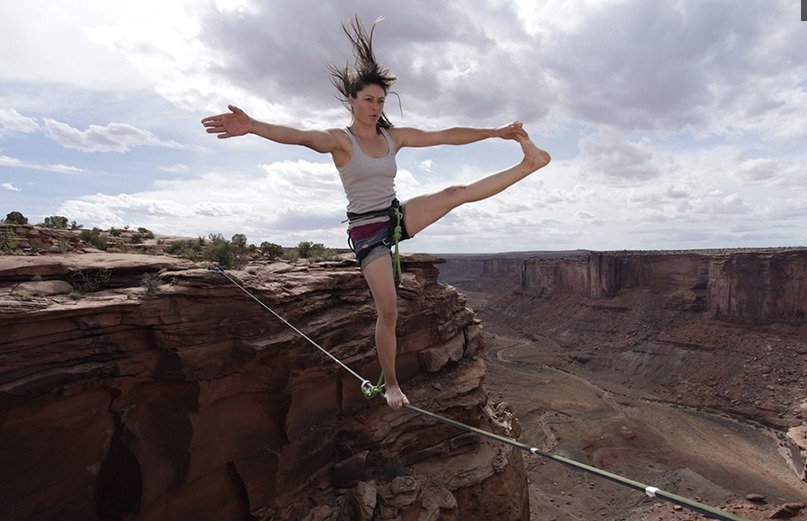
[41,118,179,153]
[579,130,670,184]
[2,182,21,192]
[0,108,40,136]
[159,164,190,174]
[0,1,150,91]
[0,155,21,166]
[2,0,806,252]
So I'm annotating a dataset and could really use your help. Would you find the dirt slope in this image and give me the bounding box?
[457,286,807,521]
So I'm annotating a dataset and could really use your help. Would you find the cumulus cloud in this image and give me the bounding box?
[0,108,40,136]
[0,155,21,166]
[579,129,669,183]
[41,118,181,153]
[2,182,21,192]
[3,0,806,252]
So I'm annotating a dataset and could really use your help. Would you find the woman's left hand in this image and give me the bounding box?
[496,121,528,141]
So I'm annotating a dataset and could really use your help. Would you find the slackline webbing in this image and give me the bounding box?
[210,267,750,521]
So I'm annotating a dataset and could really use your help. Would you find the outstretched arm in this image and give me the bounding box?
[392,121,528,149]
[201,105,338,154]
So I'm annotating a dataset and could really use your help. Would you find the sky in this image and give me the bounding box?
[1,0,806,254]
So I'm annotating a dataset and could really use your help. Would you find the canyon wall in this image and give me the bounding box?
[468,249,807,323]
[0,252,527,521]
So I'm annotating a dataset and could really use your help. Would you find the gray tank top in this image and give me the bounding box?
[337,127,398,219]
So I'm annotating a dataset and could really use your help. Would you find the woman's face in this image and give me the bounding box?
[350,83,386,125]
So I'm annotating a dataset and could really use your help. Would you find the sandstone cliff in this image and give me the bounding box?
[441,248,807,494]
[450,248,807,323]
[0,251,527,521]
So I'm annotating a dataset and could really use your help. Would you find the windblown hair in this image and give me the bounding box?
[328,15,397,129]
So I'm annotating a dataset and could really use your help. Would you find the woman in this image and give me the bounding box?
[202,17,551,410]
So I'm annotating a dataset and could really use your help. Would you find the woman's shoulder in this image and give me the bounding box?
[327,127,352,146]
[386,126,421,148]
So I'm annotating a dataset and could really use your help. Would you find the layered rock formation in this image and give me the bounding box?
[452,248,807,323]
[0,252,527,521]
[441,248,807,492]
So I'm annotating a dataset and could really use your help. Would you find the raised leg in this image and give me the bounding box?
[403,135,550,237]
[361,254,410,409]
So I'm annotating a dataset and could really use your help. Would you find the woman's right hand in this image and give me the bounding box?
[201,105,253,139]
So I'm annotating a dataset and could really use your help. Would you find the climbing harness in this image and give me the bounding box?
[211,267,750,521]
[346,199,405,286]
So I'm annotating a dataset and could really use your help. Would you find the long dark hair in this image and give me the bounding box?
[328,16,397,129]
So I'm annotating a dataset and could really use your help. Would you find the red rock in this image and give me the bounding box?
[0,252,525,521]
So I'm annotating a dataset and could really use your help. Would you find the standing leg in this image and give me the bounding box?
[404,135,550,237]
[361,253,410,409]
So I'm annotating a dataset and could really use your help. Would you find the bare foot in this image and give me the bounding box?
[384,384,410,410]
[516,134,551,171]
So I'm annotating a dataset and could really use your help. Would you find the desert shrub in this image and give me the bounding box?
[141,273,161,297]
[231,233,247,252]
[79,228,107,250]
[29,238,47,253]
[109,228,123,237]
[282,249,300,262]
[0,228,18,253]
[129,233,143,244]
[4,211,27,224]
[72,267,111,292]
[297,241,335,260]
[297,241,315,258]
[57,236,72,253]
[165,239,204,260]
[42,216,69,229]
[137,227,155,239]
[260,241,284,260]
[203,233,243,268]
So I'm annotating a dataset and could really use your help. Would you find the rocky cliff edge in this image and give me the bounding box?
[0,251,527,521]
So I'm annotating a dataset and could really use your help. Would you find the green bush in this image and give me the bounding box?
[42,216,69,229]
[29,238,47,253]
[165,239,204,260]
[297,241,334,260]
[231,233,247,252]
[79,228,107,250]
[1,228,18,253]
[4,211,28,225]
[203,233,242,268]
[260,241,284,260]
[137,227,155,239]
[72,267,111,292]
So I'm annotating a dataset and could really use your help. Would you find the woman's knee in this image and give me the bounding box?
[376,299,397,320]
[376,303,397,326]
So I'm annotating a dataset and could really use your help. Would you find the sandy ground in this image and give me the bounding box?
[459,289,807,521]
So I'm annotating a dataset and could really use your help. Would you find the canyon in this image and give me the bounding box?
[440,248,807,520]
[1,224,806,521]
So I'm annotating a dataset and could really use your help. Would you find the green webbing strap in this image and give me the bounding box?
[361,373,385,399]
[391,207,403,286]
